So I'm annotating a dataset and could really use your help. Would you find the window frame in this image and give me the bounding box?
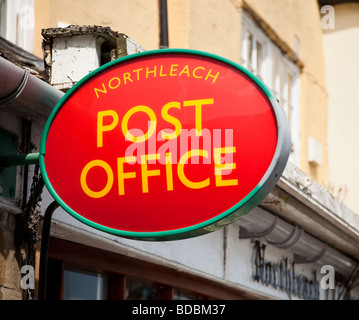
[241,11,301,166]
[240,14,267,81]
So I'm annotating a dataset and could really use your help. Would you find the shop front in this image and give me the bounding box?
[1,24,359,301]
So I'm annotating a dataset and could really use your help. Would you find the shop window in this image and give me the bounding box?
[125,277,170,300]
[55,262,209,301]
[46,238,251,300]
[60,265,206,301]
[126,277,155,300]
[241,11,301,166]
[63,266,108,300]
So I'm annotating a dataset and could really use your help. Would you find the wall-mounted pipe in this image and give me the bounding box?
[238,207,357,279]
[0,57,63,121]
[159,0,169,48]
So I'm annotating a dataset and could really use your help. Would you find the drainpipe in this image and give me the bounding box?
[0,56,64,121]
[238,207,358,278]
[0,56,63,167]
[159,0,169,48]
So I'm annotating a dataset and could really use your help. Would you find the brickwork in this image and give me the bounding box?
[0,209,25,300]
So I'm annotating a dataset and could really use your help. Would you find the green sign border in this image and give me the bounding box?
[39,49,291,241]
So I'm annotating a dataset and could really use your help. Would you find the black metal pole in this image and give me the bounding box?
[38,200,59,300]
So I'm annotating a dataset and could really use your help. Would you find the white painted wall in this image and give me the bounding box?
[50,34,102,90]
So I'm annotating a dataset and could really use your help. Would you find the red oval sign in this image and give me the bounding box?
[40,49,290,240]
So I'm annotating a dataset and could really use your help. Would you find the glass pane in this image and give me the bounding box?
[256,41,262,77]
[272,58,280,97]
[287,73,292,103]
[287,73,293,124]
[126,277,155,300]
[174,289,200,300]
[63,266,107,300]
[279,63,285,103]
[246,31,253,70]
